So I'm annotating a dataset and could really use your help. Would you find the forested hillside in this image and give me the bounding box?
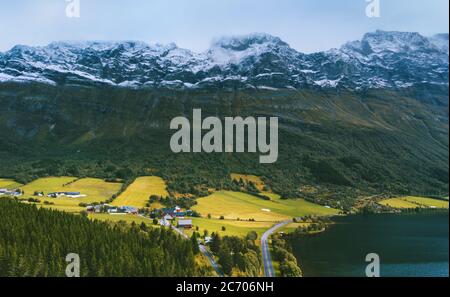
[0,83,447,208]
[0,199,198,277]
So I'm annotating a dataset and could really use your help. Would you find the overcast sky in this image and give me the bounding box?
[0,0,448,53]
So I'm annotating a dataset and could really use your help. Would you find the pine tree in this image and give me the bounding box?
[218,248,233,276]
[191,233,200,255]
[210,232,222,255]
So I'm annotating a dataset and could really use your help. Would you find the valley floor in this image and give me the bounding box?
[1,174,448,277]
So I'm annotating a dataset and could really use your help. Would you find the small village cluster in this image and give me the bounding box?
[85,204,194,229]
[2,185,195,229]
[152,206,194,228]
[86,204,139,215]
[0,188,22,197]
[40,191,86,198]
[2,183,196,229]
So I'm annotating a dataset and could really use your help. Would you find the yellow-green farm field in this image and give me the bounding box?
[186,217,274,238]
[378,198,418,209]
[39,204,85,213]
[20,176,78,194]
[0,178,23,189]
[279,222,311,233]
[193,191,339,222]
[88,213,157,226]
[111,176,168,208]
[379,196,449,209]
[20,177,122,210]
[184,219,312,243]
[402,196,449,208]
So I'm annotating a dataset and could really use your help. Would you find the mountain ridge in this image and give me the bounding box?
[0,30,448,90]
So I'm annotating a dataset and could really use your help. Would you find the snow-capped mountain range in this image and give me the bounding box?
[0,30,448,90]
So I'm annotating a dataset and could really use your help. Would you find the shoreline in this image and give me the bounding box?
[287,211,449,277]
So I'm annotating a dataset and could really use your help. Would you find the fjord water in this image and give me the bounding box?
[291,213,449,277]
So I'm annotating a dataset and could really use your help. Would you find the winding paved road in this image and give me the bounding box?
[171,225,224,277]
[261,220,292,277]
[199,244,224,277]
[137,215,223,276]
[144,214,290,277]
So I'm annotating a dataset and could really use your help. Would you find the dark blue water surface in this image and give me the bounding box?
[291,213,449,277]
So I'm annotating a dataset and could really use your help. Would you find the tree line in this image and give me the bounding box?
[0,199,202,277]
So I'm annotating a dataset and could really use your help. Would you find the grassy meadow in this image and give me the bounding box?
[379,196,449,209]
[186,217,274,238]
[20,176,78,194]
[111,176,168,208]
[193,191,339,222]
[88,213,157,226]
[403,196,449,208]
[3,175,340,238]
[0,178,23,189]
[18,177,122,212]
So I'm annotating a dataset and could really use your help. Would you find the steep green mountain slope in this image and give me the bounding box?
[0,82,448,209]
